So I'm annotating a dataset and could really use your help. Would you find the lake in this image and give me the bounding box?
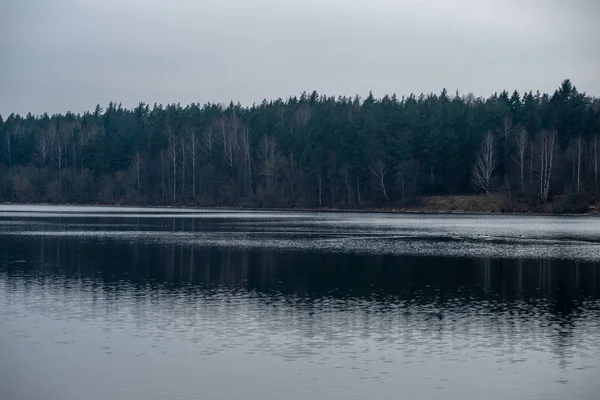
[1,205,599,400]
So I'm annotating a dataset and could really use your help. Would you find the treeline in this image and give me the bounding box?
[1,79,598,210]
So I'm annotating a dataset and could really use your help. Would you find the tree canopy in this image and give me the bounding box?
[1,80,598,209]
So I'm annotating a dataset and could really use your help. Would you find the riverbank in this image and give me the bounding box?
[2,193,599,215]
[351,194,599,215]
[407,194,597,215]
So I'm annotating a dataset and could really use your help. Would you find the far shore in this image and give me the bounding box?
[2,194,599,216]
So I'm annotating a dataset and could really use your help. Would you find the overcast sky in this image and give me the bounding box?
[1,0,599,115]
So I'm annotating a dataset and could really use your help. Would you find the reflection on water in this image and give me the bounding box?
[1,206,600,400]
[2,208,600,261]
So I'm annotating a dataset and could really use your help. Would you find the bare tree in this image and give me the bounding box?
[54,121,69,179]
[201,124,215,199]
[396,159,420,206]
[570,135,584,195]
[4,125,11,167]
[340,163,351,205]
[4,120,22,167]
[35,128,52,167]
[180,137,186,200]
[592,135,599,193]
[239,124,252,196]
[130,151,144,197]
[186,128,200,199]
[318,172,323,207]
[159,150,165,199]
[215,117,229,166]
[370,160,389,201]
[473,131,496,194]
[227,111,240,167]
[69,121,82,175]
[201,125,215,158]
[258,135,280,195]
[513,127,528,193]
[502,115,513,175]
[287,153,298,204]
[216,114,238,168]
[429,166,435,195]
[536,129,557,204]
[167,127,179,203]
[396,164,406,205]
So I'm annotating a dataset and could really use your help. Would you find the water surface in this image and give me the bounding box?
[1,205,599,400]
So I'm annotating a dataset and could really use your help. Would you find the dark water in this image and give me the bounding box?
[1,206,600,400]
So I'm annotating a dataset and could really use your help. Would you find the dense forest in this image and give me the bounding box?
[1,79,599,212]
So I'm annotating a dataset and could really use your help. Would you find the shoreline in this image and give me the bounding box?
[2,199,598,217]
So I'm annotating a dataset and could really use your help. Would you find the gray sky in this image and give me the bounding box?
[1,0,599,115]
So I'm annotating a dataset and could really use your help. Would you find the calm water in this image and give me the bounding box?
[1,206,600,400]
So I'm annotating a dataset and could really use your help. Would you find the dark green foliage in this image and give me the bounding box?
[0,80,598,209]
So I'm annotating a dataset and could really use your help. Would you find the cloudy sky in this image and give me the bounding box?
[1,0,599,115]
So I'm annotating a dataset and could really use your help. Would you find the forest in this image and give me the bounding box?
[1,79,599,212]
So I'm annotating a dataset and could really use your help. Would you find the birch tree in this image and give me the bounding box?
[202,125,215,159]
[502,115,513,175]
[513,127,528,193]
[131,151,143,197]
[4,119,22,167]
[167,128,179,202]
[186,128,200,199]
[592,135,599,193]
[536,129,557,204]
[55,121,69,179]
[259,135,280,195]
[181,137,186,199]
[473,131,496,194]
[570,135,584,195]
[200,125,216,201]
[35,127,53,167]
[340,163,351,205]
[216,115,237,168]
[370,160,389,201]
[160,150,166,200]
[396,159,420,206]
[239,124,252,196]
[318,171,323,207]
[4,125,12,167]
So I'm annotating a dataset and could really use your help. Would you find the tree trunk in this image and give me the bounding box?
[530,144,533,188]
[370,160,389,201]
[172,156,176,203]
[503,115,512,177]
[181,138,186,200]
[132,151,142,197]
[318,173,322,207]
[161,150,166,200]
[168,129,179,203]
[187,129,200,200]
[239,125,252,197]
[538,129,557,204]
[513,127,528,193]
[192,159,196,199]
[5,130,11,167]
[593,135,599,193]
[577,136,582,195]
[473,131,496,194]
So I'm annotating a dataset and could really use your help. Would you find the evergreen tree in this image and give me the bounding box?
[0,80,597,212]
